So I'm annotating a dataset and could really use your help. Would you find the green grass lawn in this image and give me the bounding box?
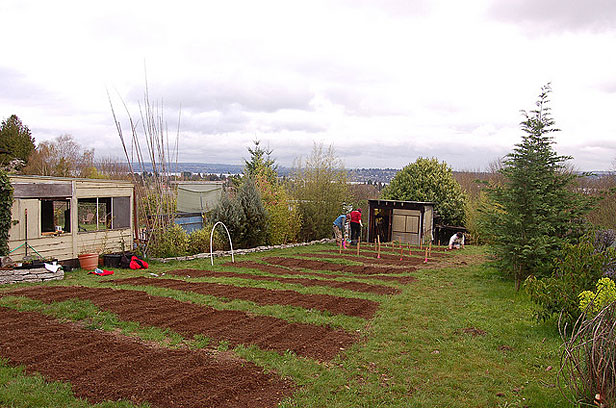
[0,245,575,407]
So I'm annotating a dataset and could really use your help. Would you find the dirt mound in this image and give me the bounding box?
[0,306,293,408]
[262,257,413,275]
[168,269,400,295]
[222,261,416,284]
[5,286,356,361]
[112,277,378,319]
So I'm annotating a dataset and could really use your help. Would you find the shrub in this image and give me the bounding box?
[255,174,300,245]
[525,233,611,324]
[0,169,13,256]
[579,278,616,316]
[147,224,189,258]
[188,225,226,254]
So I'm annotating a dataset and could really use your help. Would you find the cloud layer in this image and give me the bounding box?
[1,0,615,171]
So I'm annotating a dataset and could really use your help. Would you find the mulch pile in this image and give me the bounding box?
[4,286,356,361]
[262,257,413,275]
[0,306,293,408]
[112,277,378,319]
[167,268,400,295]
[223,261,415,284]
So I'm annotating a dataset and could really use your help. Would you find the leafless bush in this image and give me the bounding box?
[559,302,616,407]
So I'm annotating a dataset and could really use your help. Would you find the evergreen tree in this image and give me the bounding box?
[382,157,467,227]
[237,176,268,248]
[0,115,35,165]
[480,84,594,290]
[212,193,246,248]
[243,140,277,184]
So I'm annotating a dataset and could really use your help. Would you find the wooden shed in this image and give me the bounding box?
[367,199,435,245]
[7,175,135,262]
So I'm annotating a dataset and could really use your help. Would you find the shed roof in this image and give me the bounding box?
[368,199,435,206]
[9,174,134,185]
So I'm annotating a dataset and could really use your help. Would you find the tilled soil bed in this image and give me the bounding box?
[223,261,416,284]
[112,276,378,319]
[299,252,430,266]
[0,306,293,408]
[262,257,413,275]
[320,247,451,262]
[167,268,400,295]
[4,286,356,361]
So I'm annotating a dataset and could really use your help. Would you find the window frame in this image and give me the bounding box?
[77,196,130,233]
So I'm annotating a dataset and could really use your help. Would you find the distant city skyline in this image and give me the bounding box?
[1,0,615,171]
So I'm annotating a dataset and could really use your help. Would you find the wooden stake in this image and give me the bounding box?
[423,246,429,263]
[428,241,432,258]
[339,239,342,254]
[377,235,381,258]
[408,243,412,256]
[399,244,403,261]
[357,239,360,256]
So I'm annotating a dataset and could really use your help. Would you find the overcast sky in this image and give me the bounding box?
[1,0,615,171]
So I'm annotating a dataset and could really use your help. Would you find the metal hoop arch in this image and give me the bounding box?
[210,221,235,266]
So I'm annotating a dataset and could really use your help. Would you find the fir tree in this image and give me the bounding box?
[237,176,268,248]
[0,115,35,166]
[481,84,595,289]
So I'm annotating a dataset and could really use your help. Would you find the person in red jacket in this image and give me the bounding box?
[349,208,362,244]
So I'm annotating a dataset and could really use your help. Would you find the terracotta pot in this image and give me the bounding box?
[78,253,99,270]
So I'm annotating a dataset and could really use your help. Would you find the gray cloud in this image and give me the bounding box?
[129,78,315,114]
[178,109,251,134]
[0,66,57,106]
[488,0,616,33]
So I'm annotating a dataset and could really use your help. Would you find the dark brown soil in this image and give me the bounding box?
[0,306,293,408]
[300,252,429,266]
[262,257,414,275]
[321,248,449,260]
[167,268,400,295]
[111,276,378,319]
[5,286,356,361]
[223,261,416,284]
